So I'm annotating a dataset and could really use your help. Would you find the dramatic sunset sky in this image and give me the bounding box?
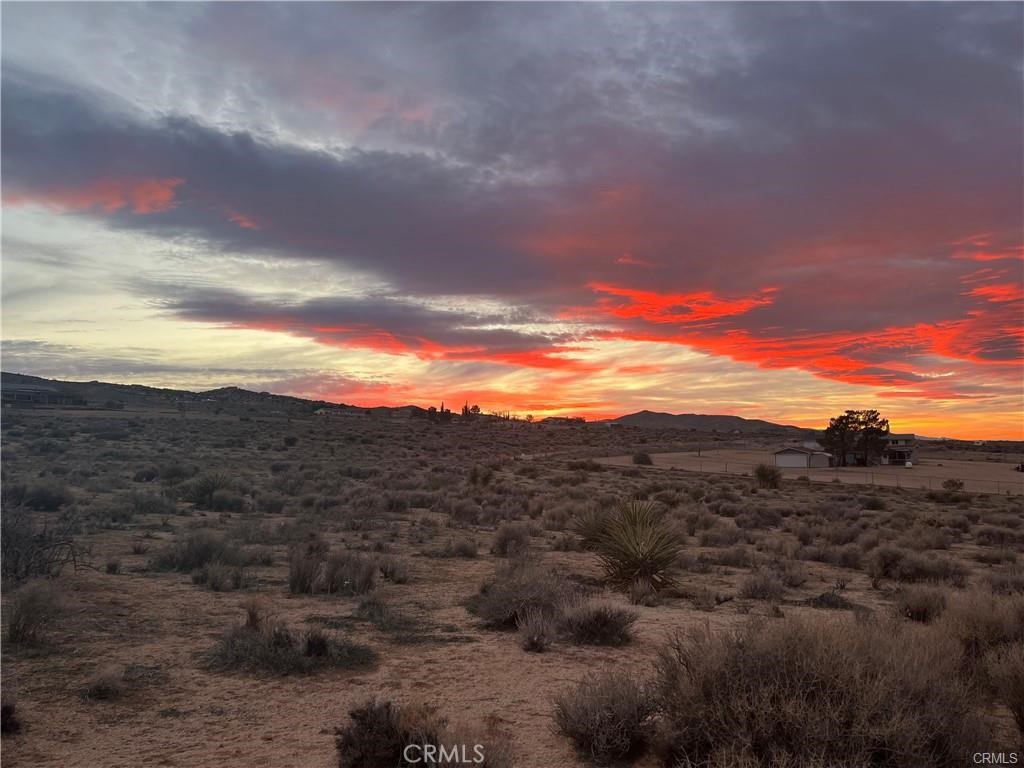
[2,3,1022,438]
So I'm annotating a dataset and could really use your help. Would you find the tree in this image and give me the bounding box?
[854,410,890,466]
[820,410,890,467]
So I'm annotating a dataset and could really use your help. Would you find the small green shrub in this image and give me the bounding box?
[632,452,653,466]
[754,464,782,489]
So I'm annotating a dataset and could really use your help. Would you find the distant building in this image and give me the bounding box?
[880,433,916,465]
[773,447,833,469]
[1,383,85,407]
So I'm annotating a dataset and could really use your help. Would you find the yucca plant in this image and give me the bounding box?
[593,500,684,591]
[571,506,611,550]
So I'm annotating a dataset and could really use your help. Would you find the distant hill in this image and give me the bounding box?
[0,372,425,417]
[606,409,805,434]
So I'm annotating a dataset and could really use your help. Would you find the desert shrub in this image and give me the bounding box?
[467,561,573,629]
[985,644,1024,739]
[257,493,287,514]
[753,464,782,489]
[627,578,659,606]
[209,489,245,513]
[518,607,556,652]
[654,617,989,767]
[895,586,947,623]
[554,670,654,764]
[560,599,637,646]
[735,506,782,530]
[183,472,234,507]
[862,495,888,511]
[81,666,124,701]
[323,551,379,595]
[774,559,807,588]
[334,700,513,768]
[426,539,478,559]
[975,526,1024,548]
[986,568,1024,595]
[591,500,684,591]
[151,530,246,572]
[192,561,250,591]
[867,545,967,585]
[123,490,177,517]
[632,452,653,466]
[5,582,61,645]
[377,556,411,584]
[491,522,531,557]
[739,570,785,601]
[206,609,374,675]
[699,525,743,548]
[289,549,378,595]
[1,507,83,581]
[942,478,965,493]
[22,483,72,512]
[938,591,1024,672]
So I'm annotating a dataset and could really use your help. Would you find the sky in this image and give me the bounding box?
[2,2,1022,438]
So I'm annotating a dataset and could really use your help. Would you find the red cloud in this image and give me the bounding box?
[579,283,777,324]
[4,177,184,214]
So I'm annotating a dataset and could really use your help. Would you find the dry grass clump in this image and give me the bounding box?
[288,548,378,595]
[985,644,1024,740]
[739,569,785,601]
[466,560,573,629]
[5,581,61,645]
[334,699,514,768]
[517,607,555,652]
[937,591,1024,673]
[191,561,251,591]
[986,567,1024,595]
[559,598,638,646]
[553,670,655,764]
[753,464,782,489]
[206,604,375,675]
[894,585,947,623]
[654,617,989,767]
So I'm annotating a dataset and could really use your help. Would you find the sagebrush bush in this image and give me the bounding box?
[554,670,654,764]
[591,500,684,591]
[5,582,61,645]
[206,609,375,675]
[867,544,967,585]
[739,569,785,601]
[192,561,250,591]
[560,599,637,646]
[151,530,247,572]
[467,561,573,629]
[81,666,124,701]
[937,591,1024,672]
[491,522,531,557]
[654,617,989,767]
[289,549,378,595]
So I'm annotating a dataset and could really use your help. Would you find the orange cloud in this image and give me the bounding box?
[4,177,184,214]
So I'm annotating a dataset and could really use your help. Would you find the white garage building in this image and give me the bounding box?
[773,447,833,469]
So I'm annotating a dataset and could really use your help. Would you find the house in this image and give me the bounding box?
[773,447,833,469]
[880,433,916,465]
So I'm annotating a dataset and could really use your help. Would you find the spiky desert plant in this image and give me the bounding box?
[571,507,611,550]
[593,500,684,591]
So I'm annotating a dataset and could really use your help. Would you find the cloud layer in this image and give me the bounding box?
[2,3,1021,436]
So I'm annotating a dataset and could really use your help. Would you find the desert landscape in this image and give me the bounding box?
[1,380,1022,767]
[3,3,1022,767]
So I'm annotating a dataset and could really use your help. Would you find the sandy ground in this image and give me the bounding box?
[1,512,897,768]
[597,449,1024,495]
